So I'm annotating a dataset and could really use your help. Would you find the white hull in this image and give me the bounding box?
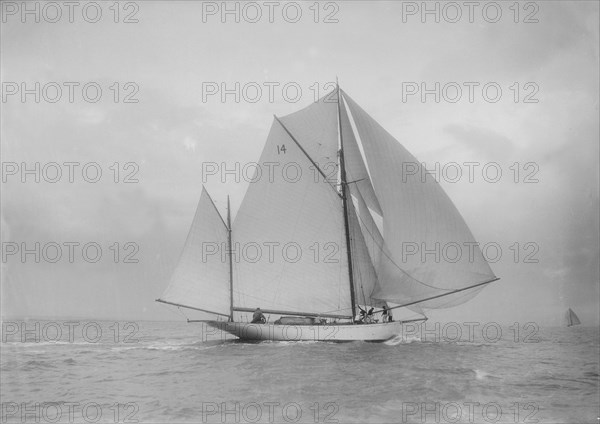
[206,320,409,342]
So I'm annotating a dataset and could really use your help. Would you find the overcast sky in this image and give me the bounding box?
[1,1,598,325]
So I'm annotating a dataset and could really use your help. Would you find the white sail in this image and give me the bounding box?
[159,187,231,317]
[339,96,382,215]
[347,193,385,308]
[340,90,497,309]
[566,308,581,326]
[279,92,340,181]
[232,96,352,317]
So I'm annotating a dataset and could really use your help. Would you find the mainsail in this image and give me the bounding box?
[565,308,581,327]
[231,94,352,318]
[158,187,231,317]
[159,86,498,321]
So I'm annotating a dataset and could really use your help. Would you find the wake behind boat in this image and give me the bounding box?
[157,83,499,342]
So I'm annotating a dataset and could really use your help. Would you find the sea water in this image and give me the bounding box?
[1,320,598,423]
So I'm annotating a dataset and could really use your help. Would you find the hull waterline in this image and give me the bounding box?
[205,320,413,342]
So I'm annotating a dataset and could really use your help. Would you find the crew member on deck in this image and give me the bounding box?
[356,307,366,323]
[382,305,392,323]
[251,308,266,324]
[365,308,375,324]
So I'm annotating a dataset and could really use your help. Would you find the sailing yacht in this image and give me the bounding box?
[565,308,581,327]
[157,85,499,342]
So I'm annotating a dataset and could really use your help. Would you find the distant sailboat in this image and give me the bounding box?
[565,308,581,327]
[157,84,499,342]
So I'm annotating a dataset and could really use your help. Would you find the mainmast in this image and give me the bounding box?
[227,195,234,322]
[336,81,357,321]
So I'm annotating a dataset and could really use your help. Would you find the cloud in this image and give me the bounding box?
[444,124,516,162]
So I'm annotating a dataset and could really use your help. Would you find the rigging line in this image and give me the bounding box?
[157,299,190,320]
[349,204,369,307]
[176,306,189,321]
[434,280,491,309]
[232,289,328,314]
[155,299,230,317]
[204,188,228,230]
[425,286,484,310]
[386,277,499,312]
[351,192,460,292]
[273,115,341,198]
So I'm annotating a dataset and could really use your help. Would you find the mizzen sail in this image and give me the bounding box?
[158,187,231,317]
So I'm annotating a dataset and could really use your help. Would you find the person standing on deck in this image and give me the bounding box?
[365,308,375,323]
[251,308,266,324]
[382,305,393,322]
[356,308,366,323]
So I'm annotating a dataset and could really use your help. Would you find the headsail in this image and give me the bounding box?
[232,94,352,317]
[340,90,497,310]
[347,188,385,308]
[158,187,231,317]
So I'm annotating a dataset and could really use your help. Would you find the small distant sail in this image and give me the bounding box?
[158,187,231,318]
[565,308,581,327]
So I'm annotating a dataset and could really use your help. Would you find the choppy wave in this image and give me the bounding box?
[1,323,597,423]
